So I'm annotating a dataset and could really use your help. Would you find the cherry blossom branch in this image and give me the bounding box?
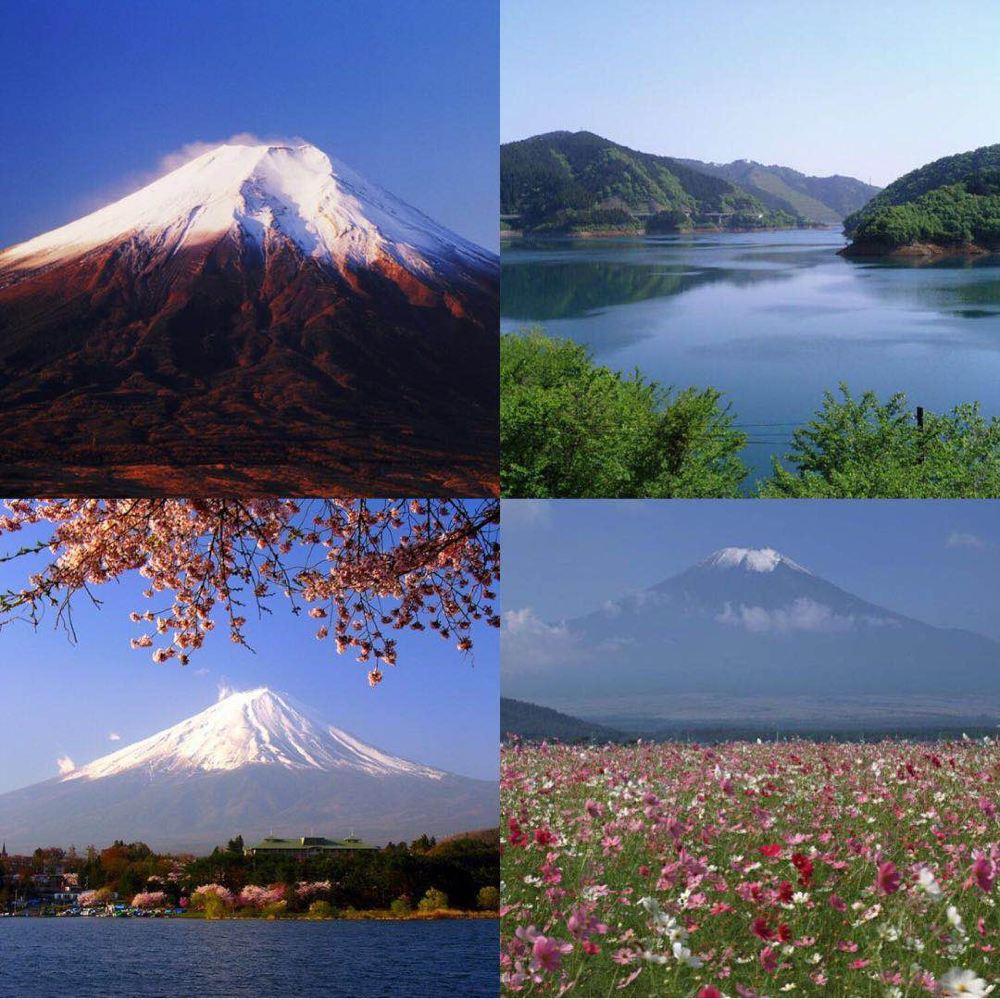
[0,498,500,686]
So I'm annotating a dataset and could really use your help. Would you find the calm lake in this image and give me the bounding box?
[0,918,498,997]
[501,229,1000,483]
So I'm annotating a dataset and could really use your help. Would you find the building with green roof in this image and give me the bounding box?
[244,835,378,858]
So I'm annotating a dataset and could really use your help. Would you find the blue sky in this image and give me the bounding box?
[0,511,499,794]
[0,0,498,251]
[502,0,1000,186]
[502,499,1000,640]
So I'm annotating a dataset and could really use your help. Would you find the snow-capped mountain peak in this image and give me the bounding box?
[61,687,444,783]
[1,140,492,277]
[702,547,811,574]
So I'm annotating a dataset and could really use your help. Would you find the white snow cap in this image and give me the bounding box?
[61,687,445,782]
[703,547,811,574]
[1,141,493,274]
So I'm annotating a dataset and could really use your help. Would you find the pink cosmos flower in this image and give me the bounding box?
[697,988,724,997]
[759,946,778,972]
[971,851,995,892]
[876,860,901,894]
[531,935,573,973]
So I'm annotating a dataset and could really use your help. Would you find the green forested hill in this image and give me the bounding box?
[844,171,1000,253]
[678,159,880,224]
[500,697,625,742]
[500,131,797,232]
[844,143,1000,236]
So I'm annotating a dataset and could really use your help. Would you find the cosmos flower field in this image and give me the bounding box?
[501,739,997,997]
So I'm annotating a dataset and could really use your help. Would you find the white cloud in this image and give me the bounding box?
[56,755,76,775]
[716,598,858,634]
[501,500,552,530]
[156,132,306,175]
[502,606,567,640]
[108,732,121,742]
[217,680,235,702]
[501,606,573,671]
[192,668,209,677]
[947,531,986,550]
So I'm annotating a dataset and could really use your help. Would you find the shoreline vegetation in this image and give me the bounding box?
[1,830,501,923]
[500,222,832,239]
[500,330,1000,499]
[842,145,1000,256]
[3,907,497,922]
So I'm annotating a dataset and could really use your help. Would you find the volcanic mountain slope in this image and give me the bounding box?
[0,142,499,495]
[503,547,1000,724]
[0,688,498,853]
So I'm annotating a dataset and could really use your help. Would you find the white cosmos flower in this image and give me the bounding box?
[672,940,702,969]
[918,868,943,898]
[937,967,993,997]
[947,906,965,933]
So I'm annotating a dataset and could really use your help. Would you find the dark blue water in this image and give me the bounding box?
[501,230,1000,482]
[0,918,498,997]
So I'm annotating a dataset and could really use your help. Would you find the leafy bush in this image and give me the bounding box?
[501,330,747,498]
[417,887,449,912]
[758,386,1000,497]
[476,886,500,911]
[307,900,335,919]
[390,896,412,916]
[202,894,229,920]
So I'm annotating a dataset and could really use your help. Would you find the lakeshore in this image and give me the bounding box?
[2,905,497,921]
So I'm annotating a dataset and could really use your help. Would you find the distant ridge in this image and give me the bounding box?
[501,697,625,742]
[677,158,880,224]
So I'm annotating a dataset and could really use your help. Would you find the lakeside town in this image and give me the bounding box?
[0,830,500,920]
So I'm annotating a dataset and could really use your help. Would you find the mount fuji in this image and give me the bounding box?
[0,688,498,854]
[0,141,498,494]
[503,547,1000,728]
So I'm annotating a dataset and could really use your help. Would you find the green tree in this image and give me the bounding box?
[417,887,449,912]
[390,896,413,916]
[759,386,1000,498]
[308,899,335,918]
[501,330,747,498]
[476,885,500,911]
[202,894,228,920]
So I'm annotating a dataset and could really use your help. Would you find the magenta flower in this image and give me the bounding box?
[876,860,901,894]
[531,935,573,973]
[971,851,995,893]
[759,946,778,972]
